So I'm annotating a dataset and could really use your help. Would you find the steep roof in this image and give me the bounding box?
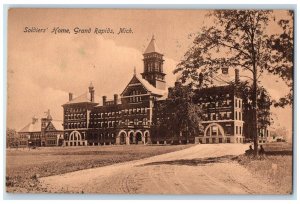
[63,92,100,105]
[121,74,167,97]
[144,35,162,54]
[19,119,41,133]
[50,120,63,131]
[19,119,64,133]
[136,75,166,96]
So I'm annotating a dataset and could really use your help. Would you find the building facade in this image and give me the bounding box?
[62,36,248,146]
[18,110,64,147]
[193,71,244,144]
[61,36,272,146]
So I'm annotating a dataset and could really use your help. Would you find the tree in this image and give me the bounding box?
[6,128,19,148]
[236,81,272,141]
[174,10,293,156]
[268,11,294,107]
[152,83,203,143]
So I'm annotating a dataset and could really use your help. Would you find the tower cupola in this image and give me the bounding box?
[141,35,166,90]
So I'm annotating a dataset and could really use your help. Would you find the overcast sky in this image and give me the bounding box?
[7,9,292,137]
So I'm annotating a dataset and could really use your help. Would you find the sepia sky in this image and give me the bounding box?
[7,9,293,138]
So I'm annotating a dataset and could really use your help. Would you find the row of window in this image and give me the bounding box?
[19,141,27,145]
[47,140,57,145]
[90,108,148,118]
[65,123,86,129]
[200,100,233,109]
[65,113,86,120]
[129,96,142,103]
[144,53,162,59]
[66,118,150,129]
[199,94,231,101]
[203,112,233,121]
[130,90,142,96]
[65,108,86,113]
[90,118,149,128]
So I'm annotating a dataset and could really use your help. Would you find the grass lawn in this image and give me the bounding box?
[235,142,293,194]
[6,144,193,193]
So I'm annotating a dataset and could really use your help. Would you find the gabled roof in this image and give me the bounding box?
[121,74,167,97]
[47,120,63,131]
[19,119,41,133]
[144,35,162,54]
[63,92,100,106]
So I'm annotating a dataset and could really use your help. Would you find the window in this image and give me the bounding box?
[134,119,139,125]
[235,111,238,120]
[239,112,241,120]
[239,100,241,108]
[143,118,148,125]
[236,126,238,134]
[240,126,242,135]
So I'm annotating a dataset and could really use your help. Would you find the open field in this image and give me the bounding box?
[6,144,193,193]
[234,142,293,194]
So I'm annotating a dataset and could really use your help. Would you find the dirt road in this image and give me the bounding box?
[40,144,275,194]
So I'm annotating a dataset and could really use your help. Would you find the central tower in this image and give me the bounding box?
[141,35,166,90]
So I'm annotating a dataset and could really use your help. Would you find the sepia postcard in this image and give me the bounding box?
[6,8,294,195]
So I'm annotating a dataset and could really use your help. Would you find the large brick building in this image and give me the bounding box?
[14,36,270,148]
[193,68,245,144]
[61,36,263,146]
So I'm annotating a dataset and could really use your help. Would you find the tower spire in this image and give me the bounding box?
[133,66,136,75]
[142,36,166,90]
[144,34,161,54]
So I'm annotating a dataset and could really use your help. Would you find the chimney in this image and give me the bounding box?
[69,93,73,101]
[32,116,38,124]
[90,89,95,102]
[114,94,118,105]
[175,81,181,87]
[88,82,95,102]
[221,67,229,75]
[198,73,204,88]
[168,87,173,98]
[235,69,240,84]
[102,96,107,106]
